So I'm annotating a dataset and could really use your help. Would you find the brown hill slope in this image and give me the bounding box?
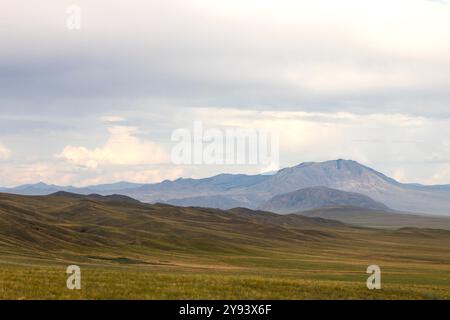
[0,192,346,261]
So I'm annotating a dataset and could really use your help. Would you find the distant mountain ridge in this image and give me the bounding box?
[260,187,390,213]
[2,159,450,216]
[0,181,144,196]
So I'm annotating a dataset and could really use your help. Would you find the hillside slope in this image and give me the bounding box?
[299,206,450,230]
[260,186,389,213]
[0,192,343,261]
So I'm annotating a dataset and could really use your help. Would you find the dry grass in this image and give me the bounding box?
[1,263,450,300]
[1,192,450,300]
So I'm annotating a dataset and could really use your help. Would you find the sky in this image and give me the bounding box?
[1,0,450,187]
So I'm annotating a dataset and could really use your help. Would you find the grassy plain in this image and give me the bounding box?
[1,192,450,299]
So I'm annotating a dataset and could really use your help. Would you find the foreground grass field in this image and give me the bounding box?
[1,192,450,299]
[2,260,450,299]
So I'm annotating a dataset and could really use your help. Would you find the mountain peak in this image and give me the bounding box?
[294,159,362,169]
[286,160,366,175]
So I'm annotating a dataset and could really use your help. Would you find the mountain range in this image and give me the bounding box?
[1,159,450,216]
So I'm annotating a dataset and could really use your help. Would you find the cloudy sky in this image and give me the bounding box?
[1,0,450,187]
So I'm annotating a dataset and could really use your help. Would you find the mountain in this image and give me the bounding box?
[86,181,145,192]
[125,173,269,207]
[246,160,450,216]
[0,182,62,195]
[260,187,389,213]
[127,159,450,216]
[0,181,144,196]
[165,195,248,209]
[2,159,450,216]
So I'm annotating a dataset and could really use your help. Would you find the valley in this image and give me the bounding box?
[1,192,450,299]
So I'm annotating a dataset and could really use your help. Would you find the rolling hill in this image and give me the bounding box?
[2,191,450,263]
[260,186,389,213]
[0,192,344,260]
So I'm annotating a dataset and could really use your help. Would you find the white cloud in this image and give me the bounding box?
[0,142,11,160]
[0,162,70,187]
[426,0,447,5]
[0,161,186,187]
[57,125,168,169]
